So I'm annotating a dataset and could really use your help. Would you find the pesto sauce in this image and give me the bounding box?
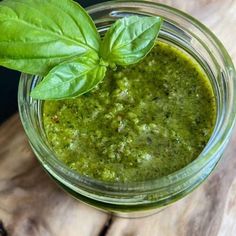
[43,42,216,182]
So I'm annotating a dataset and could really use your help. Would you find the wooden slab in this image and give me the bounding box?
[1,0,236,235]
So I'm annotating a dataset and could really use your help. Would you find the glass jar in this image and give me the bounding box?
[18,1,236,217]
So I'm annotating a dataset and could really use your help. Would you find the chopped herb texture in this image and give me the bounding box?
[43,42,216,182]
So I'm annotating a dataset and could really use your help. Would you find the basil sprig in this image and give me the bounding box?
[0,0,162,100]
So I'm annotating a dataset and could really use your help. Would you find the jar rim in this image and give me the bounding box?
[18,1,236,199]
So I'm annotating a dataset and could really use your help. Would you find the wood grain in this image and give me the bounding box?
[1,0,236,235]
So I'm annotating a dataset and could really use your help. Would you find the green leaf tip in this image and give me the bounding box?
[30,53,107,100]
[100,15,163,66]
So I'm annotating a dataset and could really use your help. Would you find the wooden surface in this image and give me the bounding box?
[1,1,236,235]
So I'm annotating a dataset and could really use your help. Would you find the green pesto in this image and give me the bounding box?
[43,42,216,183]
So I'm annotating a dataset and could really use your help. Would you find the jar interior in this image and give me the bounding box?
[35,10,220,170]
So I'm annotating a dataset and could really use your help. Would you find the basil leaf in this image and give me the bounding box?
[0,0,100,76]
[31,53,106,100]
[101,16,162,66]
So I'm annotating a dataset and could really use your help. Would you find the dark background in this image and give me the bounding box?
[0,0,107,124]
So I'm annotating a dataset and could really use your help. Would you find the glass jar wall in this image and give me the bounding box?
[18,1,236,216]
